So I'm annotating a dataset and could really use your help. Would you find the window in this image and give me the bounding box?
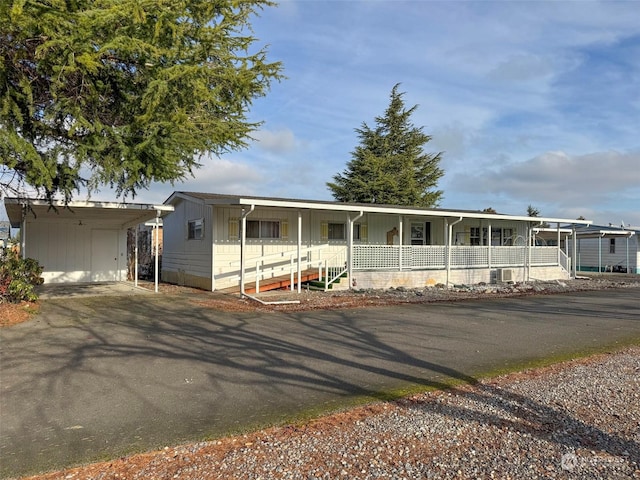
[491,228,513,246]
[503,228,513,246]
[470,227,481,246]
[610,238,616,254]
[328,222,346,240]
[352,223,363,241]
[246,220,280,239]
[188,219,203,240]
[321,222,366,241]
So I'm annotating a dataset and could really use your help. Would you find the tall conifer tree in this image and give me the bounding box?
[328,84,443,207]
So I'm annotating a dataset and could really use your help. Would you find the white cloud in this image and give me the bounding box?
[455,150,640,198]
[252,128,298,154]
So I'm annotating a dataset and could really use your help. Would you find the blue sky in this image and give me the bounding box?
[3,0,640,227]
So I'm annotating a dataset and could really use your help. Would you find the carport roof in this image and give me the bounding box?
[4,198,174,229]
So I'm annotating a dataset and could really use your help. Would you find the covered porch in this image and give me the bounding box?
[224,195,590,294]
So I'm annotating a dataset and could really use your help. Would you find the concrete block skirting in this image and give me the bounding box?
[351,266,570,290]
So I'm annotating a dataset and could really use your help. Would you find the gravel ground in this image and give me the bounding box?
[24,346,640,480]
[188,273,640,313]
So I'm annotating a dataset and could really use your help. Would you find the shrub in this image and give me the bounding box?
[0,249,44,303]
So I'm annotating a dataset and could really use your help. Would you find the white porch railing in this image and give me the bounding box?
[352,245,565,270]
[319,248,348,291]
[229,244,331,291]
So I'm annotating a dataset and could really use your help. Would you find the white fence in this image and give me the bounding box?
[353,245,564,270]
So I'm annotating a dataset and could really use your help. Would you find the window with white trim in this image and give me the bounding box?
[491,228,514,246]
[470,227,481,246]
[610,238,616,254]
[187,219,204,240]
[328,222,346,240]
[246,220,281,239]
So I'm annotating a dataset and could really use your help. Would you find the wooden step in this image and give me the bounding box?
[243,269,320,294]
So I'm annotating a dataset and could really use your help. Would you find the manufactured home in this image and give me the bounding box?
[162,192,592,294]
[569,224,639,274]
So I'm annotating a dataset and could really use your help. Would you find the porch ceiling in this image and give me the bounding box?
[4,198,173,229]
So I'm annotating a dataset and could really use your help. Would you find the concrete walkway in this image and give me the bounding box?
[35,281,153,299]
[1,288,639,478]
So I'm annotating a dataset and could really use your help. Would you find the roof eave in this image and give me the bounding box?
[229,197,592,225]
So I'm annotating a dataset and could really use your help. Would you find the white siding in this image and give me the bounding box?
[162,198,213,284]
[25,219,127,283]
[572,235,639,272]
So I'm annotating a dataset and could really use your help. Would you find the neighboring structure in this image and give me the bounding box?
[162,192,592,294]
[568,224,639,274]
[4,198,173,287]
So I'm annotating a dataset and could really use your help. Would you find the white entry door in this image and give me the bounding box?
[91,230,119,282]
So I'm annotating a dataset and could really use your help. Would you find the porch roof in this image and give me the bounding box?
[574,225,637,239]
[4,197,174,229]
[166,191,593,226]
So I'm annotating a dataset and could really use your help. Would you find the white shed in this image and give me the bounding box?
[4,198,173,284]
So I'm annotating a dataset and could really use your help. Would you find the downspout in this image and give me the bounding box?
[297,210,302,293]
[446,217,463,287]
[348,211,364,290]
[240,205,255,298]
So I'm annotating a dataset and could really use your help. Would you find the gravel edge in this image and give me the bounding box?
[24,346,640,480]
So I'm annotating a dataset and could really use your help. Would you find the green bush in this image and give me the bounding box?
[0,249,44,303]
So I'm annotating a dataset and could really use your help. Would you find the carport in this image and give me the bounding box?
[4,198,174,291]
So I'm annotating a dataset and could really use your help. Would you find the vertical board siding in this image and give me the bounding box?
[25,220,129,283]
[162,198,212,282]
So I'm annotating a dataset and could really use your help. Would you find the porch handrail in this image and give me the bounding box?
[229,243,330,267]
[319,248,348,291]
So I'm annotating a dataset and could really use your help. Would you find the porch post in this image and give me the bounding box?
[20,206,26,259]
[348,211,364,289]
[239,205,255,297]
[398,216,403,270]
[557,223,561,267]
[487,223,492,270]
[297,210,302,293]
[598,235,602,272]
[134,225,139,287]
[154,210,160,293]
[571,226,577,278]
[626,235,630,274]
[526,222,531,282]
[446,217,463,287]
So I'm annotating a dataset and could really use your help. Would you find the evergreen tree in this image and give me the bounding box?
[327,84,443,207]
[1,0,282,202]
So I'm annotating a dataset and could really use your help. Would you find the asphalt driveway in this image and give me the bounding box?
[1,288,639,478]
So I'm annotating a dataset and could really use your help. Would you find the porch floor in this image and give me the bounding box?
[221,268,320,294]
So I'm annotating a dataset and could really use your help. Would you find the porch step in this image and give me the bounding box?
[303,272,348,291]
